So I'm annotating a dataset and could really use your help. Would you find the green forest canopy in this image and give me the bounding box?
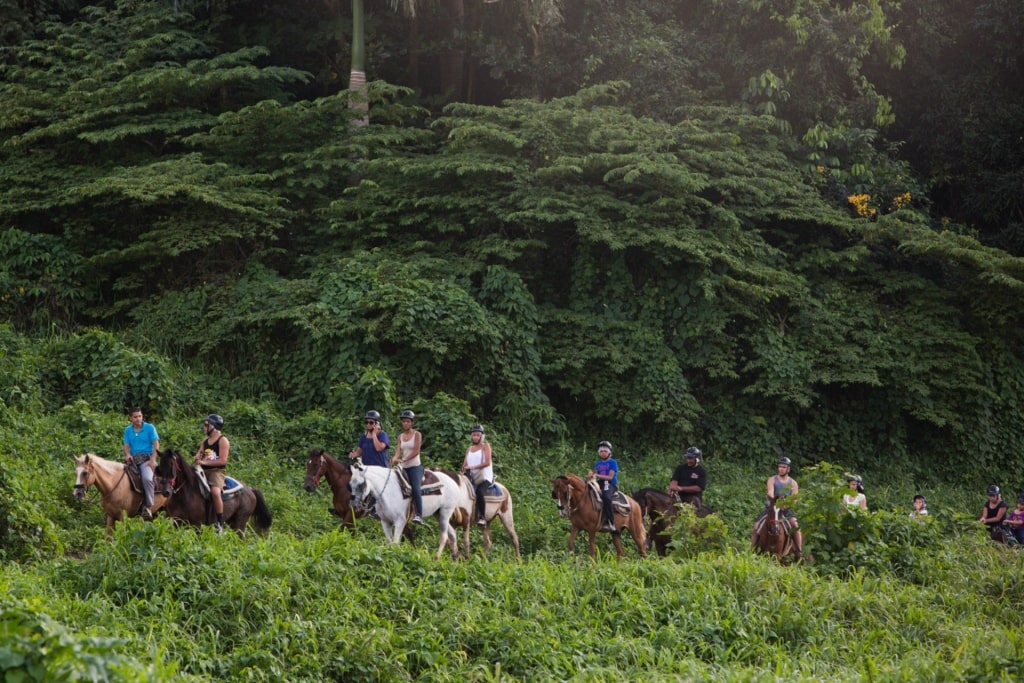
[1,0,1023,476]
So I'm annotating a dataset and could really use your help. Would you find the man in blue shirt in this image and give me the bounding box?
[590,441,618,530]
[123,407,159,519]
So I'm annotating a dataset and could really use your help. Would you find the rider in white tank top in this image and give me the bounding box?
[398,433,420,468]
[465,447,493,484]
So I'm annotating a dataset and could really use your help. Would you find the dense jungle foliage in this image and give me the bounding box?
[1,0,1023,473]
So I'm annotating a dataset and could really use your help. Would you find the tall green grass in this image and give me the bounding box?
[3,408,1024,681]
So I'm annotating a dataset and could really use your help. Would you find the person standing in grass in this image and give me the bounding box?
[195,413,230,534]
[909,494,928,519]
[123,407,159,520]
[391,410,424,524]
[588,441,618,531]
[461,424,493,525]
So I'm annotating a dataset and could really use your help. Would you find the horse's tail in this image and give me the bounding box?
[251,488,273,534]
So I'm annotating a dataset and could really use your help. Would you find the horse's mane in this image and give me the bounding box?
[562,473,586,488]
[78,452,122,475]
[438,469,462,484]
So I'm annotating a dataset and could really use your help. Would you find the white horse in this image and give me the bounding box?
[452,474,521,559]
[349,462,460,561]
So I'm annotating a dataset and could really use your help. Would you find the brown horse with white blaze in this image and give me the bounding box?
[751,495,798,561]
[73,452,167,535]
[551,473,646,559]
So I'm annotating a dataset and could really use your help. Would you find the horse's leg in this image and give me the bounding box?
[587,529,598,558]
[434,512,451,561]
[610,530,626,559]
[568,526,580,555]
[498,510,521,559]
[631,515,647,558]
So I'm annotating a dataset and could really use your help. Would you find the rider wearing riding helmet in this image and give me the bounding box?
[391,409,425,524]
[752,456,803,558]
[195,413,230,533]
[668,446,707,508]
[588,441,618,531]
[349,409,390,468]
[980,485,1008,540]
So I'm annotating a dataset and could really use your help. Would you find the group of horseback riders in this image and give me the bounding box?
[587,444,805,555]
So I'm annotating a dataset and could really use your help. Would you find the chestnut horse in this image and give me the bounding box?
[551,473,646,559]
[303,448,363,528]
[73,453,167,535]
[752,496,797,561]
[630,488,715,557]
[449,473,521,559]
[155,449,272,536]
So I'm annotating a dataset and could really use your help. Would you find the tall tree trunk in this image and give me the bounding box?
[349,0,369,126]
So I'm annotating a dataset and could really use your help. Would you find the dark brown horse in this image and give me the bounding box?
[551,473,646,559]
[630,488,715,557]
[303,448,363,528]
[751,496,797,561]
[155,449,272,536]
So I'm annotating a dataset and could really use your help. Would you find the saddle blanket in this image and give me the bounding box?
[586,481,631,516]
[467,482,504,502]
[193,467,246,500]
[396,467,444,498]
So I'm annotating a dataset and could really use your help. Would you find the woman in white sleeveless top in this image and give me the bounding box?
[461,424,493,524]
[391,410,424,524]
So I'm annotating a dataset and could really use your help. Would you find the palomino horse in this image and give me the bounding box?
[630,488,715,557]
[348,461,459,561]
[155,449,272,536]
[449,473,521,559]
[551,473,646,559]
[751,496,798,561]
[73,453,166,535]
[303,448,363,528]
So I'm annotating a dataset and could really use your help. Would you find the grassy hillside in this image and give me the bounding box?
[3,407,1024,681]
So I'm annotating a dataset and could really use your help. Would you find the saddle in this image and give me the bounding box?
[193,466,245,501]
[395,467,444,498]
[125,457,147,494]
[586,481,631,517]
[466,480,504,502]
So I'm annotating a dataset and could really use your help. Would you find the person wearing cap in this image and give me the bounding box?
[752,456,803,557]
[979,485,1008,540]
[843,474,867,511]
[348,410,390,468]
[1004,495,1024,544]
[667,446,707,508]
[588,441,618,531]
[195,413,230,533]
[461,424,493,525]
[391,410,424,524]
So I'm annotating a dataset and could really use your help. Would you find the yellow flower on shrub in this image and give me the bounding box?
[892,192,911,210]
[847,193,877,217]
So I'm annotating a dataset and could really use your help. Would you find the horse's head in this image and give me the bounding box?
[348,459,367,510]
[73,453,95,501]
[304,448,328,492]
[551,475,573,518]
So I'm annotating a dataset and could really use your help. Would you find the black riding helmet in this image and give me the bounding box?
[777,457,792,467]
[685,446,701,460]
[988,485,1000,496]
[205,414,224,430]
[364,410,382,423]
[400,410,415,421]
[597,441,613,455]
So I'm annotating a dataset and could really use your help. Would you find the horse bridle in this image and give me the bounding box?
[304,454,328,490]
[554,480,576,517]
